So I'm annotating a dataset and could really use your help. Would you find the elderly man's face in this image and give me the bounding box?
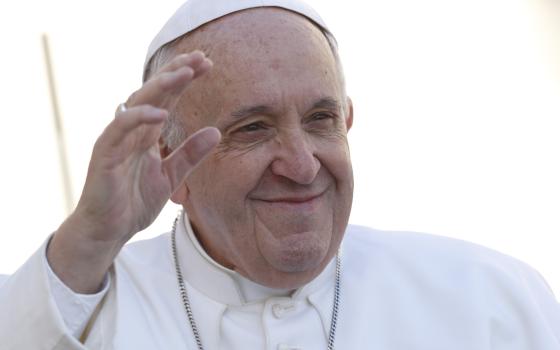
[171,8,353,288]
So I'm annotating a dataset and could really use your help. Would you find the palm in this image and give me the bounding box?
[75,51,219,245]
[86,131,170,242]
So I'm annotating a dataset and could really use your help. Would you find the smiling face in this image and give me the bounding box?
[169,8,354,289]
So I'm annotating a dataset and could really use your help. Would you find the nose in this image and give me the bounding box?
[270,130,321,185]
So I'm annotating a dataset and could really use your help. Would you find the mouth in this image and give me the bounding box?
[262,193,322,203]
[253,189,327,211]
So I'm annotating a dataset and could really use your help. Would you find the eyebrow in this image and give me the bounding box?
[312,97,342,112]
[231,105,274,119]
[230,97,342,119]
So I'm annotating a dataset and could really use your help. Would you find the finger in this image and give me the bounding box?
[163,127,221,190]
[158,52,212,81]
[192,58,213,79]
[157,66,196,91]
[114,103,127,118]
[101,105,168,148]
[158,51,206,75]
[126,65,194,109]
[127,53,212,109]
[166,51,213,79]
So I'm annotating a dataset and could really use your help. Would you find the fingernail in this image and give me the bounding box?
[162,67,193,87]
[148,107,168,119]
[174,67,194,79]
[192,127,221,153]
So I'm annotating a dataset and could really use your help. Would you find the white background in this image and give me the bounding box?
[0,0,558,295]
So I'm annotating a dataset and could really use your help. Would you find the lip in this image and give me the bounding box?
[261,193,322,204]
[253,189,327,209]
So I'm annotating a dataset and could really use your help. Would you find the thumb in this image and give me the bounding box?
[163,127,221,191]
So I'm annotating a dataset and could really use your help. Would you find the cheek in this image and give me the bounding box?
[316,137,353,177]
[188,152,270,207]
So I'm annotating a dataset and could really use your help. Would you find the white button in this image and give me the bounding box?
[277,344,303,350]
[272,302,296,318]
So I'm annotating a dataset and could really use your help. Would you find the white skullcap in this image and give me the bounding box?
[144,0,331,69]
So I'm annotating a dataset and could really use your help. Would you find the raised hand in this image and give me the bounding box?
[47,51,220,293]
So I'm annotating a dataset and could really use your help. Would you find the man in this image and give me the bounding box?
[1,0,559,349]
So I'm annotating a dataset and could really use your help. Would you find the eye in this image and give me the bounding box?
[308,112,336,125]
[311,112,333,121]
[237,122,266,133]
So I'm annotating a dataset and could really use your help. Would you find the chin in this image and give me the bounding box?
[260,230,331,273]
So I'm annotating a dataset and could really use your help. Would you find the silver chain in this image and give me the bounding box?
[171,212,341,350]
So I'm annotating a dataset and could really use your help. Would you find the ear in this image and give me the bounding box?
[159,137,189,205]
[345,96,354,131]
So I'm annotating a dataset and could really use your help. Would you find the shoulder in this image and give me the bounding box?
[340,225,560,343]
[344,224,523,265]
[117,233,172,271]
[341,225,548,292]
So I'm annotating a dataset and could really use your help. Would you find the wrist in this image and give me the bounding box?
[47,212,124,293]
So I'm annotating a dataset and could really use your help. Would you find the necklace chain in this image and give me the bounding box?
[171,212,341,350]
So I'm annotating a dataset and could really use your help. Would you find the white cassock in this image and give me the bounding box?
[1,213,559,349]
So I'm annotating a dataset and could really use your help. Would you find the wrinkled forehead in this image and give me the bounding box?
[144,0,332,69]
[170,8,343,117]
[173,8,331,62]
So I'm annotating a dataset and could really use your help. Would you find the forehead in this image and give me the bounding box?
[175,7,332,59]
[172,8,342,122]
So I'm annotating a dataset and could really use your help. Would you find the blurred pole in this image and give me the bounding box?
[42,33,74,215]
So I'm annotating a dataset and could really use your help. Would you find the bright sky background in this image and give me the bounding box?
[0,0,559,296]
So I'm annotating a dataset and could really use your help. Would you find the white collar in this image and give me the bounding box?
[175,212,336,306]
